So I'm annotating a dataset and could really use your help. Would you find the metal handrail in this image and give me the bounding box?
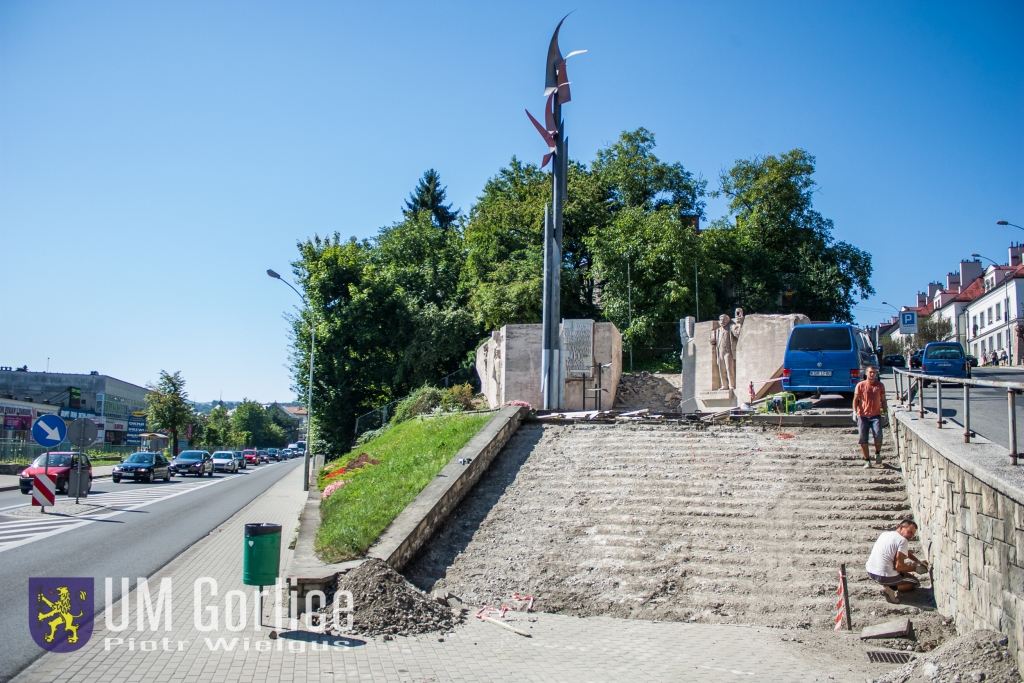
[892,366,1021,464]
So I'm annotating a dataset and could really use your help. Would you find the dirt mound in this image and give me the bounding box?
[873,630,1018,683]
[325,558,461,637]
[613,372,681,411]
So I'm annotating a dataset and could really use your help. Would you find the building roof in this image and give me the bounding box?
[951,277,986,303]
[281,405,307,417]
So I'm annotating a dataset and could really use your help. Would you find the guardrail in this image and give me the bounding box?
[892,367,1024,464]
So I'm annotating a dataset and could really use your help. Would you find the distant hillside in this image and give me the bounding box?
[192,400,302,414]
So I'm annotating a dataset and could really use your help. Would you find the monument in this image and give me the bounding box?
[680,312,810,412]
[476,321,621,411]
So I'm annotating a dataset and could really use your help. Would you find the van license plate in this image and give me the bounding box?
[808,370,833,377]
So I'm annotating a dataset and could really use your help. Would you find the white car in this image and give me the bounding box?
[211,451,238,473]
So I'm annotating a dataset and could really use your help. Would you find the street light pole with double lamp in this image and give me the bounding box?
[268,269,314,491]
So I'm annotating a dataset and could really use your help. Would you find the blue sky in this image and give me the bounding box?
[1,1,1021,401]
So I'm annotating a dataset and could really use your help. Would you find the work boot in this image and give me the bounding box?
[882,586,899,604]
[863,460,872,469]
[875,452,883,465]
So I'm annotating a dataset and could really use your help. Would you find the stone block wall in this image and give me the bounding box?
[892,410,1024,665]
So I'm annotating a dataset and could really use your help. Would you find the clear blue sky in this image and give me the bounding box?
[2,1,1021,401]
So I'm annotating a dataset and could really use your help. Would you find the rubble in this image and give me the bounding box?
[322,558,462,637]
[613,372,681,411]
[872,629,1018,683]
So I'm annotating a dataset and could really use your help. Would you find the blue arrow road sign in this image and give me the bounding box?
[32,414,67,447]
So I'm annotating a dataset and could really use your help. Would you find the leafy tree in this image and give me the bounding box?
[404,169,458,229]
[145,371,193,457]
[710,149,873,321]
[911,315,954,348]
[229,399,286,448]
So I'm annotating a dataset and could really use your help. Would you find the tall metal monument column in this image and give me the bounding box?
[526,16,584,410]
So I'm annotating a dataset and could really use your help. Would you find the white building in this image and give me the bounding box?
[964,263,1024,364]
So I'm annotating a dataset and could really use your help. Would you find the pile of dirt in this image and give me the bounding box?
[613,372,681,411]
[872,630,1018,683]
[323,558,461,637]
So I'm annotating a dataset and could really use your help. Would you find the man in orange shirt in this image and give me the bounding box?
[853,365,887,468]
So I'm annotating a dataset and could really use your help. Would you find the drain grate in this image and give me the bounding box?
[867,651,914,664]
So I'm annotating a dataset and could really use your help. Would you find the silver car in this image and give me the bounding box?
[211,451,238,473]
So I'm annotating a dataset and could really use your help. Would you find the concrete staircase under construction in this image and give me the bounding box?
[407,422,932,630]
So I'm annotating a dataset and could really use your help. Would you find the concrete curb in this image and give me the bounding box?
[287,406,529,602]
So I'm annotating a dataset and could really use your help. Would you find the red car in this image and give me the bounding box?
[19,452,93,495]
[242,449,260,466]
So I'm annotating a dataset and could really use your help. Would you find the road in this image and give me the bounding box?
[891,366,1024,451]
[0,459,301,683]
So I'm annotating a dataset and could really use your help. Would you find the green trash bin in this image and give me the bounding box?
[243,523,282,586]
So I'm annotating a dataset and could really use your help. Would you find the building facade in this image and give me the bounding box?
[0,368,150,445]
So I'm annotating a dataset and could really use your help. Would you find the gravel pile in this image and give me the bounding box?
[322,558,461,637]
[613,372,681,411]
[873,630,1018,683]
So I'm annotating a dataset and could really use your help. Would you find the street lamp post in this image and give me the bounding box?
[998,220,1024,232]
[268,269,314,491]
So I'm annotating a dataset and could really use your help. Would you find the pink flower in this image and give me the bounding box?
[505,400,532,409]
[322,480,346,499]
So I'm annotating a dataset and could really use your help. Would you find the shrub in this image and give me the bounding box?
[440,383,475,412]
[392,385,444,424]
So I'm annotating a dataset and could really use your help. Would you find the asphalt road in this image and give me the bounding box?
[0,458,300,683]
[891,366,1024,451]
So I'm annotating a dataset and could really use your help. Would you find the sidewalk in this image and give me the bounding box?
[12,460,900,682]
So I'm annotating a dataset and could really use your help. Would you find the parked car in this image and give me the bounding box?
[170,451,214,477]
[243,449,259,466]
[910,350,923,369]
[966,354,979,367]
[882,354,906,367]
[211,451,239,473]
[920,342,970,383]
[112,452,170,483]
[19,452,93,495]
[231,451,246,469]
[781,324,878,396]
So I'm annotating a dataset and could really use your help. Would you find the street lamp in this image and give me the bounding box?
[268,268,314,491]
[998,220,1024,231]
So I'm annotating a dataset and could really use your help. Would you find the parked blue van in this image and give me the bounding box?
[920,341,969,382]
[781,323,879,396]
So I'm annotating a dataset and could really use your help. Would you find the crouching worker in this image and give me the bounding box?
[866,518,929,603]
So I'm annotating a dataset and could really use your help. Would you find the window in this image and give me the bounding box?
[997,303,1002,321]
[982,339,987,353]
[973,315,979,334]
[989,308,994,325]
[999,332,1003,349]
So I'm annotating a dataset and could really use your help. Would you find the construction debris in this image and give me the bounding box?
[861,618,912,640]
[871,629,1018,683]
[324,558,461,637]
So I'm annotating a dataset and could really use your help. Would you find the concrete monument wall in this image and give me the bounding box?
[680,313,809,412]
[476,322,622,411]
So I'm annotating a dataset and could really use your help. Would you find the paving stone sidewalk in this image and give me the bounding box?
[13,463,899,683]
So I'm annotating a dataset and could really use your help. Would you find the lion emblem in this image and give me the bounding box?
[38,586,84,643]
[29,578,93,652]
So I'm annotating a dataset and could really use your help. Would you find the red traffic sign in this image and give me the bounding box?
[32,474,56,507]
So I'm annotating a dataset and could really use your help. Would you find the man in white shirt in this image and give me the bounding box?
[865,519,929,603]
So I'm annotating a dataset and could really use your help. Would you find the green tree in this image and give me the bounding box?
[711,149,873,321]
[911,315,954,348]
[231,400,271,448]
[404,169,458,229]
[145,371,193,457]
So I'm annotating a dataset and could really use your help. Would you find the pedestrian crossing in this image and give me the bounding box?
[0,462,288,553]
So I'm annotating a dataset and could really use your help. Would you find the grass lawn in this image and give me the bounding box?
[315,412,492,563]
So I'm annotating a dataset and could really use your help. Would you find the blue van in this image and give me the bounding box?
[920,342,969,381]
[781,324,879,396]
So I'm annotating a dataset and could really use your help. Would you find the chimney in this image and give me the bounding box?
[1010,242,1024,268]
[946,272,960,291]
[916,292,927,307]
[960,260,983,292]
[927,282,941,299]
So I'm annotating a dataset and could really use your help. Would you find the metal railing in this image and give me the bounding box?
[892,367,1024,464]
[0,439,138,464]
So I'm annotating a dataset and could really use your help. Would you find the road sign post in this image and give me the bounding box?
[32,414,67,448]
[900,310,919,336]
[67,418,98,504]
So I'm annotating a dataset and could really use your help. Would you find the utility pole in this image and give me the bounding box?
[628,258,633,373]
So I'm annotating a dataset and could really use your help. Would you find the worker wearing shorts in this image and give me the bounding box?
[853,365,887,468]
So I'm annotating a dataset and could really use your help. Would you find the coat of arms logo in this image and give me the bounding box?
[29,577,94,652]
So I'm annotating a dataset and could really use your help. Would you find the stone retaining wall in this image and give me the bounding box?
[892,408,1024,665]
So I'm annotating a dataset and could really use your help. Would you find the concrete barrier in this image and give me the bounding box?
[891,407,1024,665]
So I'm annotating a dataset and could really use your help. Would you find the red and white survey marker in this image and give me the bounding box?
[32,473,56,508]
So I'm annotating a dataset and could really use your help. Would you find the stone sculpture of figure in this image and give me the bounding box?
[710,313,742,390]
